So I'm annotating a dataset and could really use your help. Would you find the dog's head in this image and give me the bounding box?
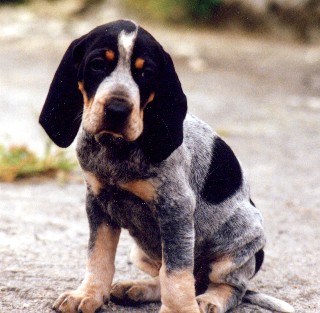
[39,20,187,162]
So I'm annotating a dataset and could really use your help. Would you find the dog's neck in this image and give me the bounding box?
[76,129,157,183]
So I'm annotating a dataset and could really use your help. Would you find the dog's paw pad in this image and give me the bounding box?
[52,290,103,313]
[196,295,219,313]
[110,282,130,301]
[110,281,149,304]
[126,285,147,302]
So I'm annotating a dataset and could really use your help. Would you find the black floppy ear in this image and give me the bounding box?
[142,50,187,163]
[39,37,85,148]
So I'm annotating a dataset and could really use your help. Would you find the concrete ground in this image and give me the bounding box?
[0,1,319,312]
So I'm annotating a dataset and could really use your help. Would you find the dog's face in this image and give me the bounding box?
[40,20,187,162]
[78,23,158,141]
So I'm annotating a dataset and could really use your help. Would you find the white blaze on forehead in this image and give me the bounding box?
[94,26,139,99]
[118,28,138,65]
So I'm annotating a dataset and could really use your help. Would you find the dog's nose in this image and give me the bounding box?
[104,99,132,131]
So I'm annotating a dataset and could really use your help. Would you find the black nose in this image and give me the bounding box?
[104,99,132,131]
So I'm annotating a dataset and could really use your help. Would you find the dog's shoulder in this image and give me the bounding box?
[170,114,244,205]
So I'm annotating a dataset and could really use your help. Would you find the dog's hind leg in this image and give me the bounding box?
[110,244,161,304]
[196,283,241,313]
[196,256,256,313]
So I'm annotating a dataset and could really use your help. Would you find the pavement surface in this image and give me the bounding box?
[0,1,319,312]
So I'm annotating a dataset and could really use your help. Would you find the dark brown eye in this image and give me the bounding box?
[90,58,106,72]
[140,68,155,81]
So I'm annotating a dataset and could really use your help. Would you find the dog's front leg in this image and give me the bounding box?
[157,192,200,313]
[53,193,120,313]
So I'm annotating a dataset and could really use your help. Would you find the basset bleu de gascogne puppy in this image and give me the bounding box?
[39,19,294,313]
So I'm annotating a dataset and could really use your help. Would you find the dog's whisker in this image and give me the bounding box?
[72,110,83,125]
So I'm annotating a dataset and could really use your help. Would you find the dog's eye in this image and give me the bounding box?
[140,69,154,80]
[90,58,106,72]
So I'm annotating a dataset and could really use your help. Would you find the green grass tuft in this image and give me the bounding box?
[0,142,77,182]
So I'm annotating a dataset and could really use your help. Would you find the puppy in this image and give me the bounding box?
[40,20,294,313]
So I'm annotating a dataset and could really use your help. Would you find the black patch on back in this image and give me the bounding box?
[201,137,243,204]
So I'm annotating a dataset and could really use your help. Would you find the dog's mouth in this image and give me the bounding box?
[95,130,124,142]
[94,128,142,143]
[93,131,142,149]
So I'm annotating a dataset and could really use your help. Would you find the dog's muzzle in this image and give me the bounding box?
[104,98,133,133]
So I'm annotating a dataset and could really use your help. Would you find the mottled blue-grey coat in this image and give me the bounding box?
[39,20,294,313]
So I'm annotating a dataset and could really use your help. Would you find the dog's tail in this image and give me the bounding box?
[243,290,294,312]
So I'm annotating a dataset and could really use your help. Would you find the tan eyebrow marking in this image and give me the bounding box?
[135,58,145,69]
[105,50,115,61]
